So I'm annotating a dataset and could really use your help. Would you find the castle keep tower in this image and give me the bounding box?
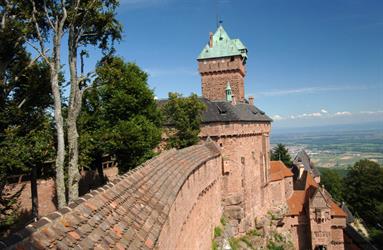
[198,25,248,101]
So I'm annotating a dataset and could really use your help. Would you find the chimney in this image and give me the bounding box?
[209,32,213,48]
[298,162,305,179]
[248,96,254,106]
[231,95,236,105]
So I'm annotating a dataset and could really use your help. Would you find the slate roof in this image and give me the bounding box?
[292,150,320,178]
[158,98,272,124]
[197,25,248,61]
[344,225,377,250]
[270,161,294,182]
[341,202,355,224]
[2,142,221,250]
[200,99,272,123]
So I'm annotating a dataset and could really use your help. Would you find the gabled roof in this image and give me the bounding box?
[197,25,248,60]
[286,171,346,217]
[293,150,320,177]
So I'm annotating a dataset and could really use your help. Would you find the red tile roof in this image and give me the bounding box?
[270,161,294,182]
[286,171,346,217]
[2,142,221,249]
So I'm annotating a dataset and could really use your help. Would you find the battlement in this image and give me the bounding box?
[198,56,246,76]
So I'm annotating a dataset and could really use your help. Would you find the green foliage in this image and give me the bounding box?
[0,1,55,231]
[369,227,383,247]
[238,235,254,249]
[343,159,383,248]
[162,92,206,149]
[214,226,222,237]
[247,229,260,237]
[228,237,240,250]
[220,216,228,226]
[343,159,383,227]
[267,241,284,250]
[320,168,344,201]
[267,211,277,221]
[79,56,162,173]
[270,144,292,167]
[211,239,218,250]
[66,0,122,52]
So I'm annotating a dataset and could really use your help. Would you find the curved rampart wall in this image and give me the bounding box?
[2,142,221,250]
[157,149,222,249]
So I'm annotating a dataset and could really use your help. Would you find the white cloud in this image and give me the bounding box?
[296,112,323,118]
[256,85,368,97]
[271,115,284,121]
[321,109,328,114]
[360,110,383,114]
[334,111,352,116]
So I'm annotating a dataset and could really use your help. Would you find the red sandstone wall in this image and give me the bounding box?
[157,155,222,250]
[7,179,57,218]
[285,215,310,250]
[269,180,284,206]
[200,121,271,233]
[198,56,245,101]
[284,176,293,199]
[6,167,119,218]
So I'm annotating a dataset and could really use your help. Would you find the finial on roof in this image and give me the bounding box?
[209,32,213,48]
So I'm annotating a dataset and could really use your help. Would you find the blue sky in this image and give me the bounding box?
[72,0,383,128]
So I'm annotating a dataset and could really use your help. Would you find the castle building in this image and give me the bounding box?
[197,25,349,250]
[4,24,363,250]
[197,24,273,233]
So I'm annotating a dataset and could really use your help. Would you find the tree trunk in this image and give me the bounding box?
[51,32,66,209]
[30,164,39,220]
[67,26,81,203]
[96,154,106,185]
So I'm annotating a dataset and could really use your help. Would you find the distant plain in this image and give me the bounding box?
[270,123,383,173]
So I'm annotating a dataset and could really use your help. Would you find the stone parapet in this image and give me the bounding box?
[200,121,271,138]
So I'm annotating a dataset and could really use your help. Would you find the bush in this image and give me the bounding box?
[214,226,222,237]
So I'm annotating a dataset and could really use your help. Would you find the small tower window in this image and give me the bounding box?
[230,56,234,62]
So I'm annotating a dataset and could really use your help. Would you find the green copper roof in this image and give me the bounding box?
[197,25,248,60]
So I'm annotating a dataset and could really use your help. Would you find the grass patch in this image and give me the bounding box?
[211,239,218,250]
[247,229,261,237]
[229,237,240,250]
[220,216,228,226]
[267,241,284,250]
[214,226,222,237]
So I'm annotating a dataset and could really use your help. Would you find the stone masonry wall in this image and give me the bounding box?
[5,167,118,227]
[200,121,271,234]
[4,167,119,220]
[198,56,245,101]
[157,156,222,249]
